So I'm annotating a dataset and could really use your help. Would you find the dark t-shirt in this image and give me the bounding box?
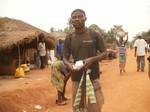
[64,28,106,81]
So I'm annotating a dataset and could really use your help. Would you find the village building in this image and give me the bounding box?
[0,17,55,75]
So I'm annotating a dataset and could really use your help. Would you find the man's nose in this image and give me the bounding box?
[74,17,80,21]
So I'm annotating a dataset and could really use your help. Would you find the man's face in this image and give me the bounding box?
[71,11,86,29]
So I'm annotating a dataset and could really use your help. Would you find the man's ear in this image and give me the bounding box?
[84,17,87,21]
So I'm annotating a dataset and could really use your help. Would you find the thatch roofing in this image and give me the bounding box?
[0,17,55,50]
[50,32,66,40]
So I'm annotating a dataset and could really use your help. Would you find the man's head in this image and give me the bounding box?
[71,9,86,17]
[59,39,63,44]
[137,35,142,39]
[38,33,45,42]
[70,9,87,29]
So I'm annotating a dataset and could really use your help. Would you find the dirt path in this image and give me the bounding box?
[48,49,150,112]
[101,49,150,112]
[0,49,150,112]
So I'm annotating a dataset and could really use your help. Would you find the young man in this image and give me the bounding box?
[63,9,109,112]
[134,35,147,72]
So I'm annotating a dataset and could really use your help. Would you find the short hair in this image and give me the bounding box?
[138,36,142,39]
[38,33,45,41]
[71,9,86,16]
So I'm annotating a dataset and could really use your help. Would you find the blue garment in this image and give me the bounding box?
[56,43,64,59]
[118,46,126,55]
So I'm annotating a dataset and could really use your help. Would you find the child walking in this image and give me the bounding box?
[116,32,128,74]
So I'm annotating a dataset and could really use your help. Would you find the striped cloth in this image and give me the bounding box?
[118,46,126,55]
[73,69,96,111]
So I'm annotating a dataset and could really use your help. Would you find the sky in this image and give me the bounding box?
[0,0,150,41]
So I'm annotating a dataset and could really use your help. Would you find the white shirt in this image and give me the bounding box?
[38,42,46,56]
[134,39,147,56]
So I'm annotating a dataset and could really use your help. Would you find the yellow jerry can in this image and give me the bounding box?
[15,67,25,78]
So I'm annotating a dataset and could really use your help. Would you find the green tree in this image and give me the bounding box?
[89,24,108,40]
[107,25,126,42]
[133,29,150,43]
[50,27,55,32]
[64,18,74,34]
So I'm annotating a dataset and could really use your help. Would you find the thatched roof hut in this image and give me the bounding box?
[0,17,55,74]
[0,17,55,51]
[50,32,66,40]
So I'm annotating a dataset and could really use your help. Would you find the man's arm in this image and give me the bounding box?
[145,40,148,54]
[133,40,137,57]
[115,35,120,46]
[83,32,108,69]
[63,53,73,71]
[134,47,137,57]
[63,35,74,71]
[83,51,109,69]
[124,32,128,44]
[145,47,147,54]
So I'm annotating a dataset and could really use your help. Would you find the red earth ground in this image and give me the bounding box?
[0,49,150,112]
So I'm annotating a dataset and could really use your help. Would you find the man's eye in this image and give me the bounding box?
[72,16,77,19]
[72,15,84,20]
[78,15,83,18]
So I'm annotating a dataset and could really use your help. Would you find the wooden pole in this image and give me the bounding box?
[18,44,21,67]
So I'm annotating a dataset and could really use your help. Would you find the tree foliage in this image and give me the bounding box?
[132,29,150,43]
[107,25,126,43]
[50,27,55,32]
[89,24,108,41]
[64,18,74,34]
[50,22,150,48]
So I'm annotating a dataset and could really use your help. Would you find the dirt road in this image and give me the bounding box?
[48,49,150,112]
[101,49,150,112]
[0,49,150,112]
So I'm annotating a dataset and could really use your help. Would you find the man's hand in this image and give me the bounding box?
[83,51,110,69]
[83,58,93,69]
[73,60,84,70]
[134,52,137,57]
[106,50,115,59]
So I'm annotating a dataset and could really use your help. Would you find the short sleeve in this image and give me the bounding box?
[95,33,106,52]
[144,40,148,48]
[133,40,137,47]
[63,35,71,57]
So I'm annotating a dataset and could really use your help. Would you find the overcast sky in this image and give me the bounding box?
[0,0,150,41]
